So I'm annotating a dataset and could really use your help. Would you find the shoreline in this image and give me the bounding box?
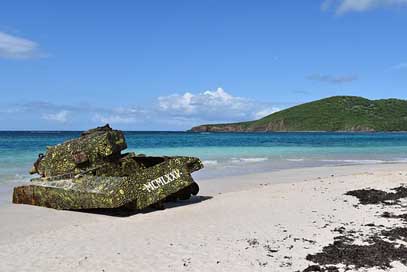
[1,162,406,204]
[198,162,407,195]
[1,163,407,271]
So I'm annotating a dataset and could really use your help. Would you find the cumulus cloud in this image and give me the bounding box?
[0,88,289,130]
[158,87,281,122]
[307,74,358,84]
[81,88,283,127]
[322,0,407,14]
[158,88,246,116]
[0,31,41,59]
[42,110,70,123]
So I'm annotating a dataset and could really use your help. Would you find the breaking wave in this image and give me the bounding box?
[230,157,269,163]
[203,160,219,166]
[321,159,387,164]
[286,158,305,162]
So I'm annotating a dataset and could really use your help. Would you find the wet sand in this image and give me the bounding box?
[1,163,407,271]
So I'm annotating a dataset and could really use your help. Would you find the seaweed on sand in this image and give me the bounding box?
[345,186,407,205]
[305,235,407,270]
[302,185,407,271]
[302,264,339,271]
[382,211,407,223]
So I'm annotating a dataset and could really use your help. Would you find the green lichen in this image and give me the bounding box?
[13,124,203,210]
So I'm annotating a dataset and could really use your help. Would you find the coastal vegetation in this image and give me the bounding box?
[190,96,407,132]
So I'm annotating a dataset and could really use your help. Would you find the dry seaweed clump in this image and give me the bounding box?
[345,186,407,205]
[381,227,407,242]
[305,236,407,270]
[302,185,407,271]
[302,264,339,271]
[381,211,407,223]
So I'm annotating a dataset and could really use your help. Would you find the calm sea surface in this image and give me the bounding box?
[2,131,407,184]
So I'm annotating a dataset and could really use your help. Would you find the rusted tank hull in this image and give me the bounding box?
[13,157,203,210]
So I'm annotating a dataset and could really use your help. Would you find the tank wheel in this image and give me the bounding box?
[190,182,199,196]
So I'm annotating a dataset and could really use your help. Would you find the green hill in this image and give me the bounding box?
[189,96,407,132]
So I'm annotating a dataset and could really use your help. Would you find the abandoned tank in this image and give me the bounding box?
[12,124,203,210]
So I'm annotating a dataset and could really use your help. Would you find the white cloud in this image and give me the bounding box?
[254,107,281,119]
[0,31,41,59]
[322,0,407,14]
[91,87,279,127]
[42,110,70,123]
[159,92,195,113]
[1,88,291,129]
[158,87,280,122]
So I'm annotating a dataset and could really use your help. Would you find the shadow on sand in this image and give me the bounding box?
[73,195,213,217]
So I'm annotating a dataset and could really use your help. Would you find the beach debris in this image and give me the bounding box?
[302,265,339,272]
[345,186,407,205]
[182,257,191,267]
[302,185,407,271]
[381,211,407,222]
[263,244,278,256]
[381,227,407,242]
[254,259,268,267]
[12,124,203,211]
[305,234,407,270]
[246,238,260,247]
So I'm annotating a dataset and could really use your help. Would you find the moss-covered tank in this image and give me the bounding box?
[12,125,203,210]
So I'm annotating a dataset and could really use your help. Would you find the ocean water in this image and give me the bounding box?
[2,131,407,185]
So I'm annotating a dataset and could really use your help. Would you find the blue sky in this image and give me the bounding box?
[0,0,406,130]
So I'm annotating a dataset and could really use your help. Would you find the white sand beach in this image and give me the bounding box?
[1,163,407,272]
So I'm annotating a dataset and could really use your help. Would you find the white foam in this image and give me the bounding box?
[321,159,386,164]
[230,157,268,163]
[286,158,305,162]
[203,160,218,166]
[389,158,407,163]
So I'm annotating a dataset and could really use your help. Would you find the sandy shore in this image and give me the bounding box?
[1,163,407,271]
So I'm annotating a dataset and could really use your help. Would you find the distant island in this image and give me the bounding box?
[189,96,407,132]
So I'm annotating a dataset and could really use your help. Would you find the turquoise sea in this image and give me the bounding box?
[2,131,407,185]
